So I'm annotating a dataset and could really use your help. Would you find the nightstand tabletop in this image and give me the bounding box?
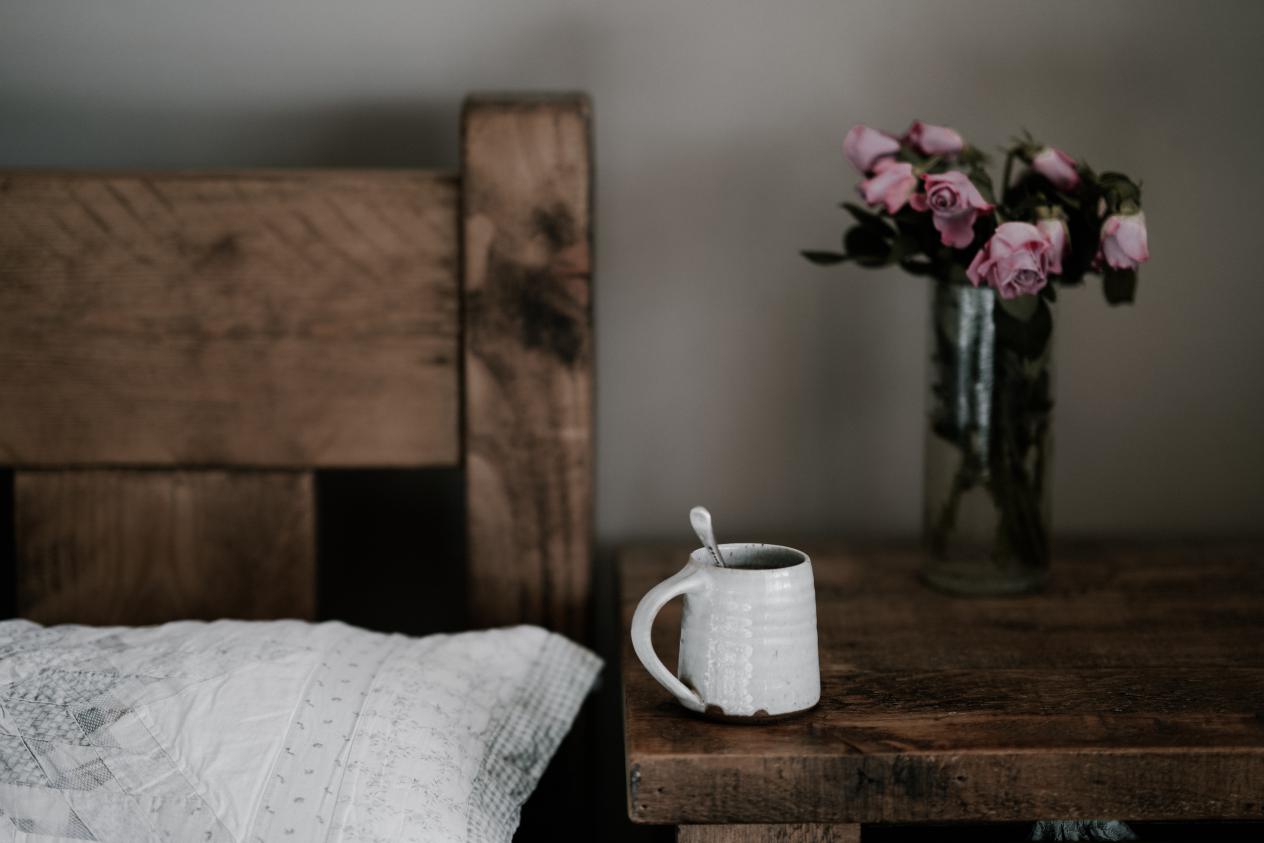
[620,540,1264,826]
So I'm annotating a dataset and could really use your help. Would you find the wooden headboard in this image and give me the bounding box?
[0,93,593,640]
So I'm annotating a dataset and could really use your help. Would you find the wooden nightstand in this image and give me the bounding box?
[619,541,1264,841]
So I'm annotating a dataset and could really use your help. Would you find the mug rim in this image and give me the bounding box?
[689,542,810,573]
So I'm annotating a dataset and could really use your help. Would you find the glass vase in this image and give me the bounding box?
[922,283,1054,596]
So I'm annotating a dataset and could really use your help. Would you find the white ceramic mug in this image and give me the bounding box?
[630,543,820,720]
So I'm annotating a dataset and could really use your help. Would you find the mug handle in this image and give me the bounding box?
[630,565,707,712]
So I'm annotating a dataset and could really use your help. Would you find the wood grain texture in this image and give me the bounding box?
[461,95,594,638]
[16,470,315,624]
[678,824,860,842]
[621,541,1264,825]
[0,170,459,467]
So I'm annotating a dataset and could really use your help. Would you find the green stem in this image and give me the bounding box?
[930,457,977,557]
[989,368,1049,571]
[1000,150,1016,206]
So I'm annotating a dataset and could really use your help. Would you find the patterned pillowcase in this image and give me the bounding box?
[0,619,601,842]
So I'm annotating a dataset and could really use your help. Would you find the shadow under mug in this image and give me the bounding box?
[630,543,820,720]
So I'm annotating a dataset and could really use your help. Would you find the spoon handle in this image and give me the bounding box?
[689,506,726,567]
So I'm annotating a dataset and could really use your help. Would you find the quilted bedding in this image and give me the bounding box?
[0,619,601,842]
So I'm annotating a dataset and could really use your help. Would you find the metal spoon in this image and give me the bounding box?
[689,506,726,568]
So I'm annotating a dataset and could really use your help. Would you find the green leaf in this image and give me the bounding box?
[800,250,848,266]
[994,294,1053,358]
[899,212,946,258]
[969,167,997,205]
[998,293,1039,322]
[844,224,891,267]
[1097,171,1142,211]
[1103,268,1138,304]
[958,146,989,167]
[888,233,921,263]
[841,202,894,234]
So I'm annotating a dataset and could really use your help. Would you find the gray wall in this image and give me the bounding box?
[3,0,1261,544]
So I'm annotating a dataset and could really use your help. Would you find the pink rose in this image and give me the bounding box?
[909,170,994,248]
[859,159,917,213]
[1032,147,1080,191]
[1036,217,1069,275]
[844,124,900,174]
[966,222,1052,299]
[1097,212,1149,270]
[904,121,964,157]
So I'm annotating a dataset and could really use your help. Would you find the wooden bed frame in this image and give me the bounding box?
[0,93,594,642]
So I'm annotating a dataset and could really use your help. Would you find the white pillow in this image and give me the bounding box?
[0,618,601,842]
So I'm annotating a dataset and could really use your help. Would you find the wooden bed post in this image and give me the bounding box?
[461,94,595,641]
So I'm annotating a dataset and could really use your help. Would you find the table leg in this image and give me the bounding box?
[677,825,861,843]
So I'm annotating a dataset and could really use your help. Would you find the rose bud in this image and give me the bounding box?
[1097,212,1150,270]
[909,170,994,248]
[966,222,1053,299]
[1031,146,1081,191]
[859,159,917,213]
[905,121,964,157]
[1036,215,1070,275]
[844,124,900,174]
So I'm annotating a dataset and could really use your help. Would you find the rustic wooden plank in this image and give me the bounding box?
[16,470,315,624]
[639,751,1264,825]
[0,170,459,467]
[461,95,593,638]
[621,542,1264,824]
[677,824,859,842]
